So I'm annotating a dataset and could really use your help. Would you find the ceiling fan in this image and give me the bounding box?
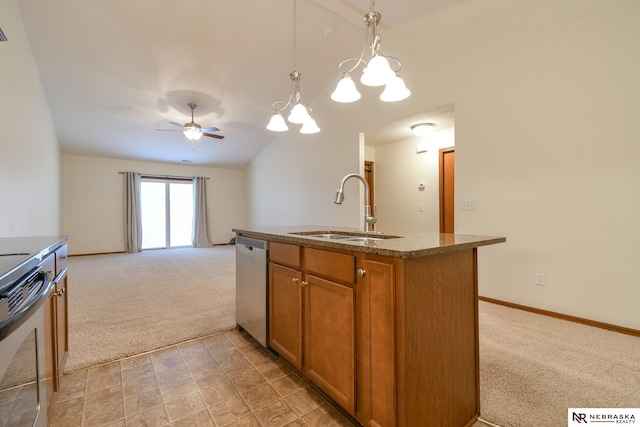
[157,102,224,141]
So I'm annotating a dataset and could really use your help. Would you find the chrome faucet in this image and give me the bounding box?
[334,173,377,232]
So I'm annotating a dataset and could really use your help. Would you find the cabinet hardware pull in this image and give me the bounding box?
[357,269,366,277]
[301,281,308,287]
[292,278,299,283]
[55,288,65,297]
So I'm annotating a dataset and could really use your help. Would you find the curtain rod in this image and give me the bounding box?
[118,172,208,180]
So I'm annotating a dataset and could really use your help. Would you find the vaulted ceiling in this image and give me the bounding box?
[17,0,460,167]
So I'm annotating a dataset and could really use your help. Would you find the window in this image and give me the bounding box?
[140,179,193,249]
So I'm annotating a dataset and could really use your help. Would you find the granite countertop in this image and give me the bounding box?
[232,226,505,259]
[0,235,70,292]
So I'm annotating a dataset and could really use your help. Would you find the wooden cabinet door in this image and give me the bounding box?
[269,263,303,370]
[41,254,57,420]
[44,287,57,417]
[55,270,69,386]
[303,274,355,415]
[356,258,397,427]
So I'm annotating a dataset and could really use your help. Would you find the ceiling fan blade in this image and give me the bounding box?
[169,121,184,128]
[203,132,225,140]
[201,127,220,132]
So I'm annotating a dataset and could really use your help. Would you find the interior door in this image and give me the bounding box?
[364,161,375,230]
[439,149,455,233]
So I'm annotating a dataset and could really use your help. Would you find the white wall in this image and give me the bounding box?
[372,128,455,234]
[244,118,363,229]
[246,0,640,330]
[0,0,61,237]
[62,155,245,255]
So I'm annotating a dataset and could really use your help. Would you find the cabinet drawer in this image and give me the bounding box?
[56,244,68,274]
[303,247,355,284]
[270,242,301,267]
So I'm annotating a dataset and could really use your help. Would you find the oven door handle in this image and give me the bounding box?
[0,270,55,341]
[52,268,67,297]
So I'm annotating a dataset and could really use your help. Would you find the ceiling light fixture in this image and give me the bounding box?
[331,1,410,103]
[183,125,203,141]
[182,103,204,141]
[411,122,436,136]
[266,0,320,134]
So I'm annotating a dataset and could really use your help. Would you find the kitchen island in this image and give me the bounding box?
[233,226,505,427]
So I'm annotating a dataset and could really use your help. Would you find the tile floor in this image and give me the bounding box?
[50,329,355,426]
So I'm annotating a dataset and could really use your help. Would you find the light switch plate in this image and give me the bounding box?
[461,200,477,211]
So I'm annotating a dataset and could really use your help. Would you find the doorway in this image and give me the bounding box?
[140,178,194,249]
[439,149,455,233]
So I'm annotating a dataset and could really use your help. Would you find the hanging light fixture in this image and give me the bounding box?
[331,1,410,103]
[182,103,204,141]
[266,0,320,134]
[183,125,203,141]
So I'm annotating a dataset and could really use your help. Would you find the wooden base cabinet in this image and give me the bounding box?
[42,254,57,420]
[269,242,357,416]
[267,240,480,427]
[54,244,69,385]
[357,249,479,427]
[44,244,70,421]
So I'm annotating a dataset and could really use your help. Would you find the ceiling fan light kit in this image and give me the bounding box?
[183,125,203,141]
[158,102,224,144]
[331,1,410,103]
[266,0,320,134]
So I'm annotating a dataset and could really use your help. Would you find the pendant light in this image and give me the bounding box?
[266,0,320,134]
[331,1,410,103]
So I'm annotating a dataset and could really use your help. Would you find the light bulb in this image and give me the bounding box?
[266,112,289,132]
[380,74,411,102]
[300,117,320,134]
[287,103,310,124]
[331,75,361,103]
[361,55,395,87]
[183,127,203,141]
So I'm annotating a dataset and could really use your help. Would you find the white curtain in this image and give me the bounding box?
[124,172,142,253]
[192,177,213,248]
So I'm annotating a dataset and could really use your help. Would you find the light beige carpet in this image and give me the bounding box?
[65,246,236,372]
[478,300,640,427]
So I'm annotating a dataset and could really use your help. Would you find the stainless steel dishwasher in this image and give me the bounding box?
[235,236,269,347]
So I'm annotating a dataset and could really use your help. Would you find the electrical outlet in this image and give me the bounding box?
[535,273,545,286]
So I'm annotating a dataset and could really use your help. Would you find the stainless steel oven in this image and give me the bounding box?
[0,255,55,427]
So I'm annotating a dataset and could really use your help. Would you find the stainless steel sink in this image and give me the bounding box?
[344,236,385,242]
[290,231,402,241]
[305,233,354,240]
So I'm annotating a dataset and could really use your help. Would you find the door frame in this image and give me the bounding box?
[364,161,375,230]
[439,148,455,233]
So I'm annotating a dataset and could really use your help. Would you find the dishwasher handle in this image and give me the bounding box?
[235,236,269,251]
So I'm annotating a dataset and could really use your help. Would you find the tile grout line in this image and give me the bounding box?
[53,330,351,427]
